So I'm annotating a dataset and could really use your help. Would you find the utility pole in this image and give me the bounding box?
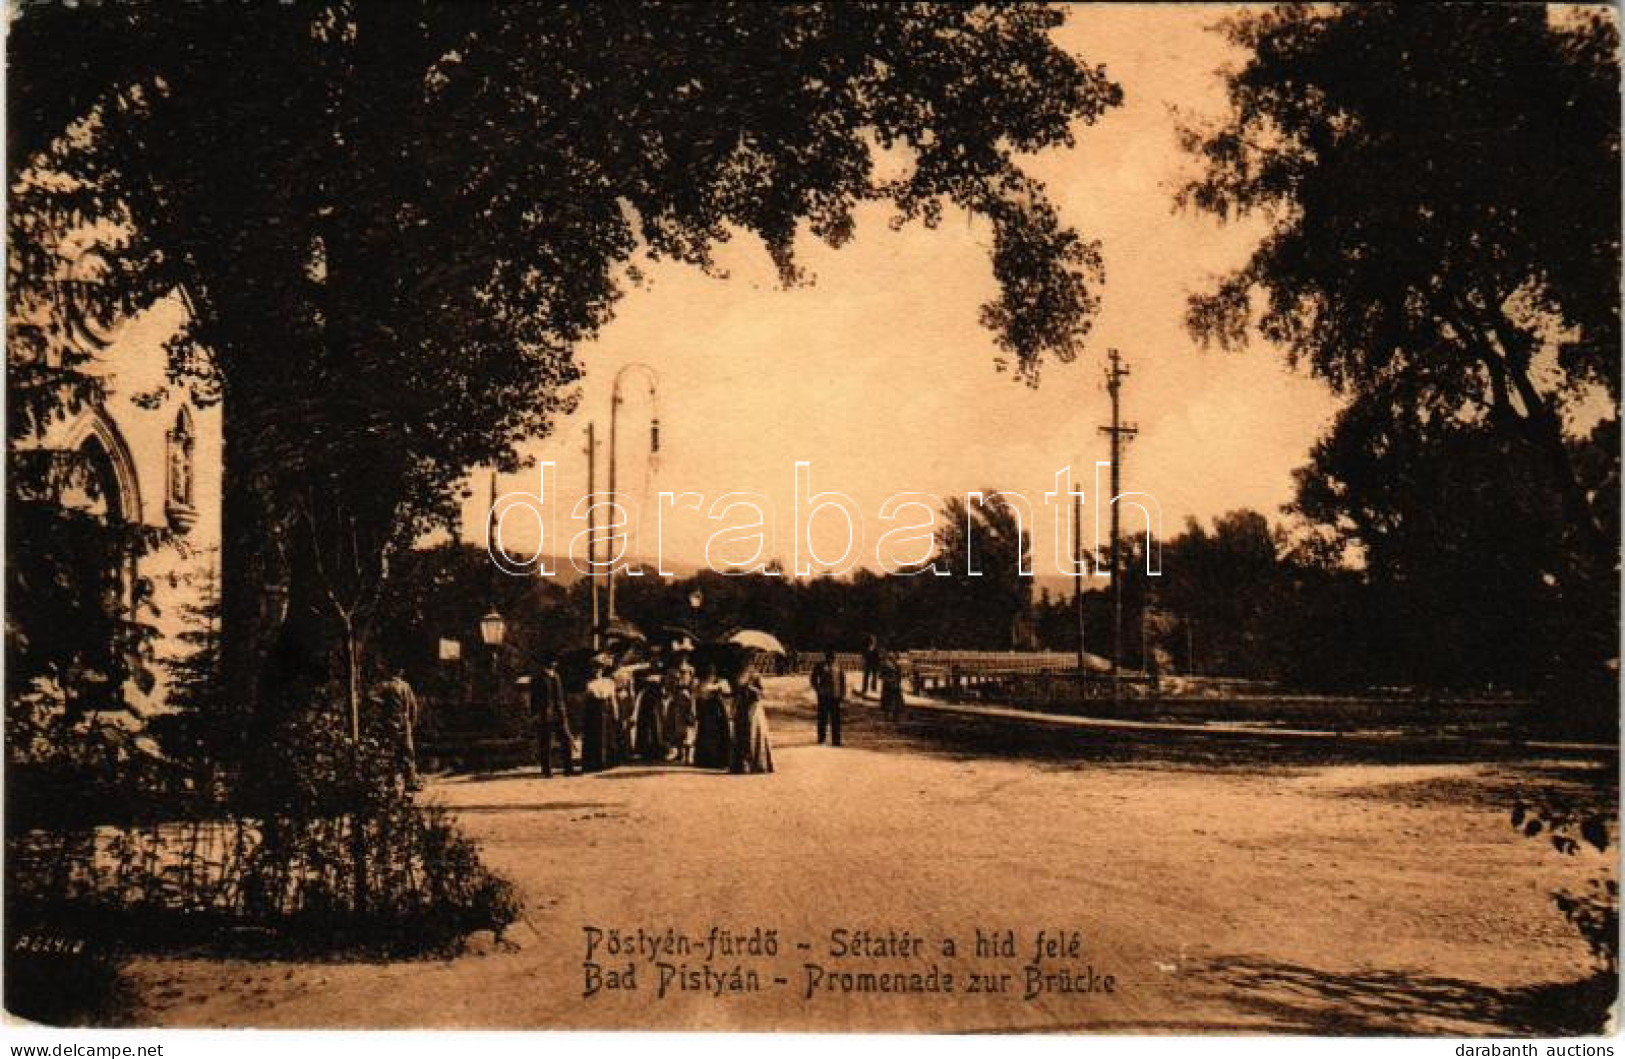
[1073,488,1086,673]
[486,468,499,600]
[607,392,618,625]
[606,363,659,628]
[1098,348,1137,708]
[486,470,498,555]
[588,424,601,647]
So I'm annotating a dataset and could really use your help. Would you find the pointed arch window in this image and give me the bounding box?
[73,433,126,521]
[63,412,141,525]
[166,406,197,530]
[59,412,142,625]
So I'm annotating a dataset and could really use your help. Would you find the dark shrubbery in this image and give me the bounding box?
[4,930,134,1028]
[7,693,521,1025]
[1510,794,1618,973]
[12,697,518,958]
[9,801,519,960]
[6,707,196,834]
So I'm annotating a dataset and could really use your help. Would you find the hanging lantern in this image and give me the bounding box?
[479,609,507,647]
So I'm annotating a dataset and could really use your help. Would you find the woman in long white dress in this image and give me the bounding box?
[731,672,775,775]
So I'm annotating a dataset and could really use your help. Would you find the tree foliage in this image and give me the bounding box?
[1511,793,1618,973]
[1291,395,1584,689]
[1181,3,1620,710]
[1180,4,1619,562]
[926,491,1035,649]
[8,2,1122,755]
[1159,510,1286,677]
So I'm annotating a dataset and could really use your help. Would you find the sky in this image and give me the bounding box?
[463,5,1344,577]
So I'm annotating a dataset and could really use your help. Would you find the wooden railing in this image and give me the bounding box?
[909,664,1151,703]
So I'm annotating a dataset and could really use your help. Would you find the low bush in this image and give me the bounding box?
[9,800,519,961]
[9,696,521,982]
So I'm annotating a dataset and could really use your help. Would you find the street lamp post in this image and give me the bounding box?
[688,587,705,641]
[479,608,506,714]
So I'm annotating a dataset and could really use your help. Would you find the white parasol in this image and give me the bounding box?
[727,629,787,655]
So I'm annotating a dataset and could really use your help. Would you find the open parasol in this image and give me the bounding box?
[727,629,787,655]
[602,617,646,643]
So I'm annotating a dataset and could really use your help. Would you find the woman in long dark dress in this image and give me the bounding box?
[580,655,617,772]
[663,652,697,763]
[692,664,733,770]
[631,669,666,761]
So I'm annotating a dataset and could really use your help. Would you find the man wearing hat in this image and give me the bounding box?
[530,657,575,778]
[662,640,698,763]
[375,668,422,790]
[809,648,847,747]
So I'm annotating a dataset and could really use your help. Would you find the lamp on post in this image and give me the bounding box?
[687,588,705,640]
[478,608,507,715]
[479,609,507,649]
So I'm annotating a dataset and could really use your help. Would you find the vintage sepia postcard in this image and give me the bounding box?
[4,1,1620,1041]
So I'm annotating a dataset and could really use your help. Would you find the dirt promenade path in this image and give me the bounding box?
[124,679,1614,1033]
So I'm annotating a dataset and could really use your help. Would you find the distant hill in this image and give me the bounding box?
[520,557,1092,597]
[527,555,705,587]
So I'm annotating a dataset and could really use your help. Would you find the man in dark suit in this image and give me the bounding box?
[531,658,575,778]
[860,634,881,697]
[809,649,847,747]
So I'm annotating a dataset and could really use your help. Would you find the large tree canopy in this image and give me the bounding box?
[8,2,1120,751]
[11,1,1122,452]
[1180,4,1619,562]
[1290,390,1578,689]
[930,490,1034,649]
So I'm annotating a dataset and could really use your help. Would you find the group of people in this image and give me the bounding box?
[528,646,775,778]
[806,642,909,748]
[861,637,908,721]
[376,638,911,788]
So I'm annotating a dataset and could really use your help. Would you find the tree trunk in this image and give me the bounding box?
[335,609,369,912]
[340,612,362,746]
[220,403,289,809]
[1482,308,1613,567]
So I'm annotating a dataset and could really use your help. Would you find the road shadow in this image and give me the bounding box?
[1329,762,1617,813]
[1189,954,1617,1035]
[804,704,1340,774]
[433,769,549,784]
[782,701,1613,776]
[576,767,741,782]
[432,762,740,784]
[429,801,624,815]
